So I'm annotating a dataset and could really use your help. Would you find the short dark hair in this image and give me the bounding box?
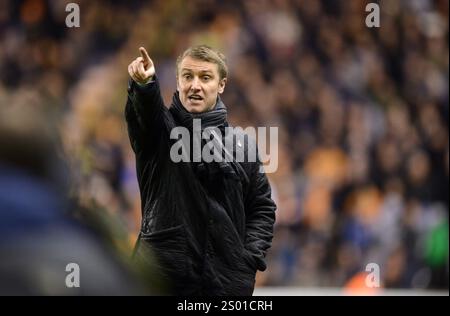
[176,45,228,80]
[0,105,63,183]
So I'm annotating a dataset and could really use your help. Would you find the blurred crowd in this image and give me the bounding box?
[1,0,448,291]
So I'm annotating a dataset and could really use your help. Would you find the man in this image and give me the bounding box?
[126,45,276,295]
[0,105,149,295]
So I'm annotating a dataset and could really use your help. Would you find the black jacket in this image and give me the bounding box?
[125,78,276,295]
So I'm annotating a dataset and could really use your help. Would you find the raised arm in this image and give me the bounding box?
[125,47,167,156]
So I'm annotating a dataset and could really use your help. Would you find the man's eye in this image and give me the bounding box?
[202,76,210,81]
[183,74,192,79]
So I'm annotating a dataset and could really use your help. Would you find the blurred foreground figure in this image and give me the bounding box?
[0,105,151,295]
[126,46,276,295]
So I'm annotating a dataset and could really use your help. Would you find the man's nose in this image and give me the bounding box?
[190,77,201,91]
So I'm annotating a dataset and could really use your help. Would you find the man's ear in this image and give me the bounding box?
[176,75,180,91]
[218,78,227,94]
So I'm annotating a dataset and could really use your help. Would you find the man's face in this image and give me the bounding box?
[177,56,226,113]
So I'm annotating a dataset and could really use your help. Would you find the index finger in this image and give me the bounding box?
[139,47,151,62]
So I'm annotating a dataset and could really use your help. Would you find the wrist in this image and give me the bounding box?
[136,76,154,86]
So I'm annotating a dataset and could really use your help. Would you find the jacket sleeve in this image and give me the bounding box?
[124,76,167,157]
[244,155,277,272]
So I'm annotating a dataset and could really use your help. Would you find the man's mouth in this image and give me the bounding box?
[188,95,203,101]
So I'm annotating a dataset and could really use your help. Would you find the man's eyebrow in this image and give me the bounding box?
[181,68,214,74]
